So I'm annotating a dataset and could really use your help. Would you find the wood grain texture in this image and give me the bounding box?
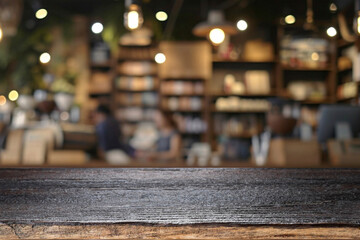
[1,223,360,239]
[0,168,360,226]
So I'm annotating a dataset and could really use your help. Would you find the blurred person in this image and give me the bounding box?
[94,104,134,164]
[137,111,181,162]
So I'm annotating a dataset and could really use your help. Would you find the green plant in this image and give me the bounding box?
[0,1,74,95]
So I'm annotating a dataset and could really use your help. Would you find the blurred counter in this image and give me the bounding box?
[0,122,96,166]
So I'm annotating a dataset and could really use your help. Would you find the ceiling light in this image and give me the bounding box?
[284,15,296,24]
[329,3,337,12]
[155,53,166,64]
[39,52,51,64]
[209,28,225,45]
[236,20,248,31]
[326,27,337,37]
[35,8,48,19]
[124,0,143,31]
[91,22,103,34]
[156,11,168,21]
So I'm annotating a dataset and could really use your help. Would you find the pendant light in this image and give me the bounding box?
[124,0,143,31]
[193,10,237,45]
[303,0,316,31]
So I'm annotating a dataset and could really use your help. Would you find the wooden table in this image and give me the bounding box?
[0,168,359,239]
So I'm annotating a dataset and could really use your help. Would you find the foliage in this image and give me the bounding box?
[0,0,165,95]
[0,1,74,94]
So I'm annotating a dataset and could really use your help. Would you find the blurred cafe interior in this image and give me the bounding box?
[0,0,359,167]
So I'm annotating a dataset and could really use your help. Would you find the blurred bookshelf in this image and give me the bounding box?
[82,26,359,165]
[158,41,212,154]
[114,44,159,141]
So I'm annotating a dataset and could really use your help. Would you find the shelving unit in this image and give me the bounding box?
[87,34,114,123]
[85,24,358,163]
[211,109,268,113]
[276,25,338,104]
[210,91,277,97]
[158,41,212,154]
[114,44,159,141]
[336,39,359,104]
[209,58,275,156]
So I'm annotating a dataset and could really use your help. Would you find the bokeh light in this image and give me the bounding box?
[0,95,6,106]
[127,11,140,30]
[311,52,320,61]
[39,52,51,64]
[329,3,337,12]
[237,20,248,31]
[156,11,168,21]
[8,90,19,101]
[155,53,166,64]
[91,22,103,34]
[209,28,225,45]
[327,27,337,37]
[284,15,296,24]
[35,9,48,19]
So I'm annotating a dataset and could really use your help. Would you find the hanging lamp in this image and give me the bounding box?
[193,10,237,45]
[124,0,143,31]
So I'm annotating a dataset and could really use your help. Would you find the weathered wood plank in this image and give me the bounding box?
[0,168,359,225]
[1,223,360,239]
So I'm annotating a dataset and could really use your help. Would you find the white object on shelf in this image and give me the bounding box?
[252,130,271,166]
[17,95,36,110]
[54,93,74,112]
[244,70,270,94]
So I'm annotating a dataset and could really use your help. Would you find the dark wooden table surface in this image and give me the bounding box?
[0,168,360,239]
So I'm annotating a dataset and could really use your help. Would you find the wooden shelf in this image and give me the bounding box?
[90,62,112,69]
[161,93,205,97]
[89,92,112,98]
[214,132,257,138]
[118,119,153,123]
[117,89,157,93]
[337,39,354,49]
[179,131,205,135]
[280,93,332,104]
[211,92,276,98]
[162,109,203,113]
[161,77,206,81]
[290,98,332,105]
[117,74,157,77]
[337,96,358,102]
[118,58,155,62]
[300,99,332,104]
[213,59,276,64]
[117,104,158,108]
[338,68,352,74]
[119,43,153,48]
[211,107,268,113]
[281,65,332,71]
